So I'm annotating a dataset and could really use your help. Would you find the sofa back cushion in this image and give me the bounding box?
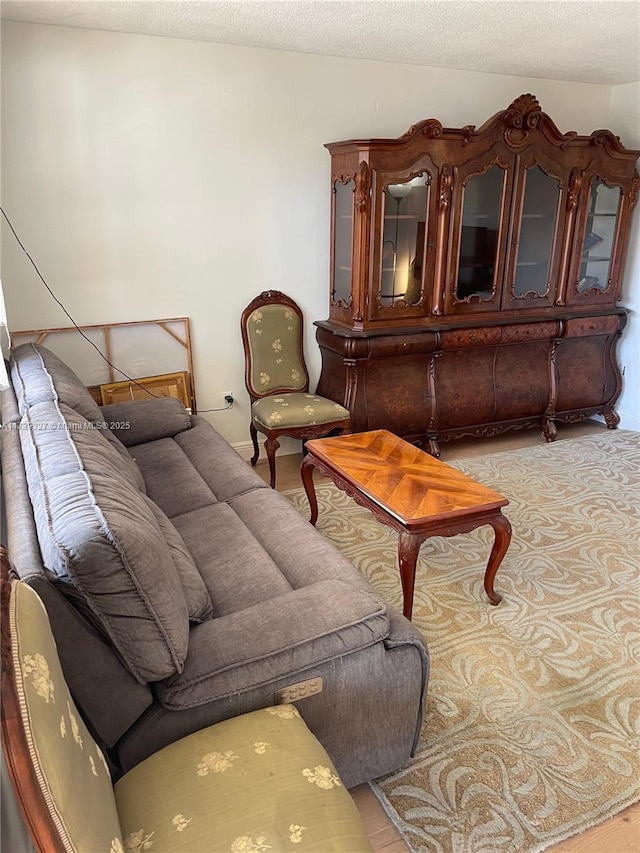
[11,342,106,422]
[10,342,147,493]
[18,399,190,683]
[100,398,192,446]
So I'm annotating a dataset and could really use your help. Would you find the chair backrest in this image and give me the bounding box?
[240,290,310,400]
[1,549,124,852]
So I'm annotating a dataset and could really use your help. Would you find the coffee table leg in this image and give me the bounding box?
[300,456,319,526]
[484,513,512,605]
[397,533,425,621]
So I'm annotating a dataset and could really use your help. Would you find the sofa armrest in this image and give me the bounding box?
[99,398,192,446]
[157,580,389,709]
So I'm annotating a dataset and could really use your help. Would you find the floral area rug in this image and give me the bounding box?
[285,430,640,853]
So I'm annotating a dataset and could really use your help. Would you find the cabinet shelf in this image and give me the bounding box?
[459,261,493,268]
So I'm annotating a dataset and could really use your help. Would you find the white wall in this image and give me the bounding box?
[609,81,640,430]
[1,21,636,450]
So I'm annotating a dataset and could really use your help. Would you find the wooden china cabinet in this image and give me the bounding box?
[315,95,640,455]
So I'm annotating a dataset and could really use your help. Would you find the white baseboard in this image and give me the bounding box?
[591,412,640,432]
[618,411,640,432]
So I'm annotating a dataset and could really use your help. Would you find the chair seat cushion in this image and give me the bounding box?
[252,393,349,429]
[114,705,371,852]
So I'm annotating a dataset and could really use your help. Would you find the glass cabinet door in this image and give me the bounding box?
[377,176,430,309]
[331,178,355,307]
[513,166,560,297]
[574,179,621,298]
[447,163,507,312]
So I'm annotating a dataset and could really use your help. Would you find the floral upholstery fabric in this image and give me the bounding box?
[245,304,307,394]
[252,393,350,429]
[115,705,371,852]
[9,581,124,852]
[10,577,369,852]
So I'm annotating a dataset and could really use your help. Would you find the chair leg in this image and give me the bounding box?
[264,438,280,489]
[250,423,260,467]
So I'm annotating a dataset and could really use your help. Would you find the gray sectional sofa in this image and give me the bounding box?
[0,343,429,787]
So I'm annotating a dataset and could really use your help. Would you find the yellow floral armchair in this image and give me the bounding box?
[241,291,350,488]
[0,550,371,852]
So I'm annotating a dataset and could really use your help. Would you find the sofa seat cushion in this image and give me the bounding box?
[145,498,213,623]
[18,399,190,683]
[114,705,370,853]
[172,503,294,615]
[172,488,385,617]
[174,417,270,501]
[130,417,269,518]
[156,580,389,709]
[127,437,221,519]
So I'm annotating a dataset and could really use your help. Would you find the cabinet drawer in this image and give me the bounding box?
[500,322,558,344]
[565,316,622,338]
[367,333,438,358]
[440,327,501,349]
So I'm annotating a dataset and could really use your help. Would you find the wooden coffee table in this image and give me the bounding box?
[300,429,511,620]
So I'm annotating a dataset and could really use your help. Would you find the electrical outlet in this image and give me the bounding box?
[222,392,234,407]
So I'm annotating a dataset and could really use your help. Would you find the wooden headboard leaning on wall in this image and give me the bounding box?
[10,317,196,413]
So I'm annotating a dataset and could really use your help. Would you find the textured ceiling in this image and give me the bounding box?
[2,0,639,86]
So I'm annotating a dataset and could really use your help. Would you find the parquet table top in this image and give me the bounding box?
[304,429,508,531]
[301,429,511,618]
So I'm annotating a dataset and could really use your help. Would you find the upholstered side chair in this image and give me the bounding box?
[0,548,372,852]
[241,291,351,488]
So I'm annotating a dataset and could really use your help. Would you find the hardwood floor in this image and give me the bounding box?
[254,421,640,852]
